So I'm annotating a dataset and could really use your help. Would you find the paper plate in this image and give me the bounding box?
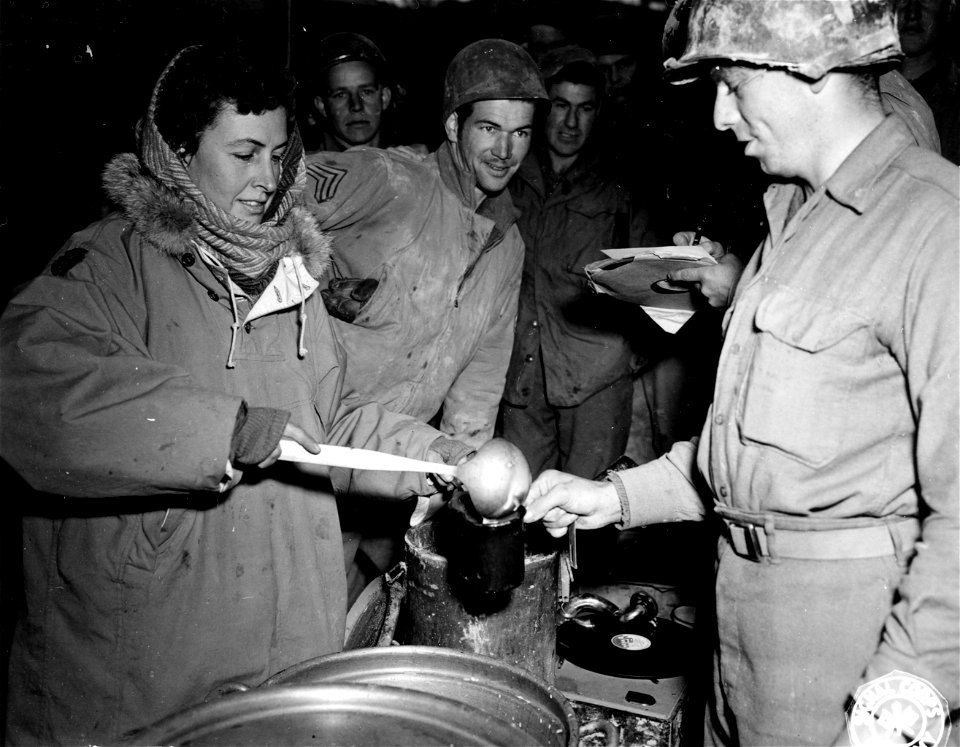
[585,256,715,310]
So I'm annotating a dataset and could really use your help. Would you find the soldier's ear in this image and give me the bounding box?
[809,73,831,94]
[314,95,328,119]
[380,86,392,111]
[443,112,459,144]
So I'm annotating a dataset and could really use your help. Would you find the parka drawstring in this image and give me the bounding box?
[194,242,310,366]
[223,274,242,369]
[194,241,242,369]
[293,261,308,359]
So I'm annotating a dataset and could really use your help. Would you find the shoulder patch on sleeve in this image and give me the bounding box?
[306,162,348,203]
[51,247,88,277]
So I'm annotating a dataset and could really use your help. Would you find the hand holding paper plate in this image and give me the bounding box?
[584,245,717,333]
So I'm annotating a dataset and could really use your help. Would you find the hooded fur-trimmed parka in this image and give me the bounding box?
[0,148,445,744]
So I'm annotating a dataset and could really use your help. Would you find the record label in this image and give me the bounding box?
[611,634,651,651]
[558,617,696,679]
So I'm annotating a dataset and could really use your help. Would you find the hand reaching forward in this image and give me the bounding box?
[522,470,622,538]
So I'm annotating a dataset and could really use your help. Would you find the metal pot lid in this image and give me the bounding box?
[132,682,532,746]
[262,646,576,747]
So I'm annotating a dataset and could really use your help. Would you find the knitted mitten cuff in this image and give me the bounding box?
[231,403,291,467]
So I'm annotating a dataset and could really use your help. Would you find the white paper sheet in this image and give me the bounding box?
[600,245,717,263]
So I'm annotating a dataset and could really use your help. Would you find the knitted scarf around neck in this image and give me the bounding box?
[138,47,308,295]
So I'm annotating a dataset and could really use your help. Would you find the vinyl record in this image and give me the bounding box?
[557,616,695,679]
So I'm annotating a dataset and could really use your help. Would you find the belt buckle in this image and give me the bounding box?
[725,519,769,561]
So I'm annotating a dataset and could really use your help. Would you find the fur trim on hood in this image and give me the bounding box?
[101,153,332,279]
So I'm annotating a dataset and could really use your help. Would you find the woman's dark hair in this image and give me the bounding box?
[154,43,297,155]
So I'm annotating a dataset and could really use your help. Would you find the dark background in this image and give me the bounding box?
[0,0,687,303]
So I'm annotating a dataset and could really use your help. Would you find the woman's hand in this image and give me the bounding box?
[256,422,320,469]
[408,439,474,526]
[522,470,622,537]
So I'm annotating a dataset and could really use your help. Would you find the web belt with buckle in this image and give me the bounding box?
[715,506,921,563]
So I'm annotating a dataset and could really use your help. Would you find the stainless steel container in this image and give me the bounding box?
[132,682,532,745]
[263,646,578,747]
[402,520,560,683]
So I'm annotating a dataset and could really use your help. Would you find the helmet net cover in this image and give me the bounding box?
[664,0,903,81]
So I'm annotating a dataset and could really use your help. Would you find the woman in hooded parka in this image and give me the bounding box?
[0,42,466,745]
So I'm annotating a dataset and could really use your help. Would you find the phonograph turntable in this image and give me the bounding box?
[555,582,700,747]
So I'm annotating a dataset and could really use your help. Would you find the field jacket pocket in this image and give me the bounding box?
[738,291,870,467]
[562,202,618,275]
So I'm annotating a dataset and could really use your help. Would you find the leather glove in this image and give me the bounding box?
[321,277,379,323]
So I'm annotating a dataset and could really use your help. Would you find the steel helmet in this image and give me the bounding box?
[442,39,548,121]
[309,32,388,87]
[538,45,601,84]
[664,0,903,81]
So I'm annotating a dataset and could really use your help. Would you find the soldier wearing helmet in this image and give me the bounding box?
[441,38,549,195]
[302,32,395,152]
[302,40,548,603]
[523,2,959,745]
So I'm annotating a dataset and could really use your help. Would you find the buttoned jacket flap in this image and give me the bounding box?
[565,198,616,219]
[754,291,869,353]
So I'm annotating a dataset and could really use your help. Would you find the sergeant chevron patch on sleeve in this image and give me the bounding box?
[306,162,348,203]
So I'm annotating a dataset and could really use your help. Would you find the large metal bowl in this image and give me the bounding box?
[131,682,532,746]
[263,645,578,747]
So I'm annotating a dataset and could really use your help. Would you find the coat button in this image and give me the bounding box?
[719,486,728,498]
[207,289,219,302]
[525,354,534,363]
[531,320,539,328]
[244,322,252,333]
[180,253,195,267]
[715,414,725,425]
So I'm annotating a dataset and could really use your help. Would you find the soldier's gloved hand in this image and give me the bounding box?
[321,277,379,322]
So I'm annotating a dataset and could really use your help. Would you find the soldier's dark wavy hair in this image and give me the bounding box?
[545,61,606,100]
[154,42,297,156]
